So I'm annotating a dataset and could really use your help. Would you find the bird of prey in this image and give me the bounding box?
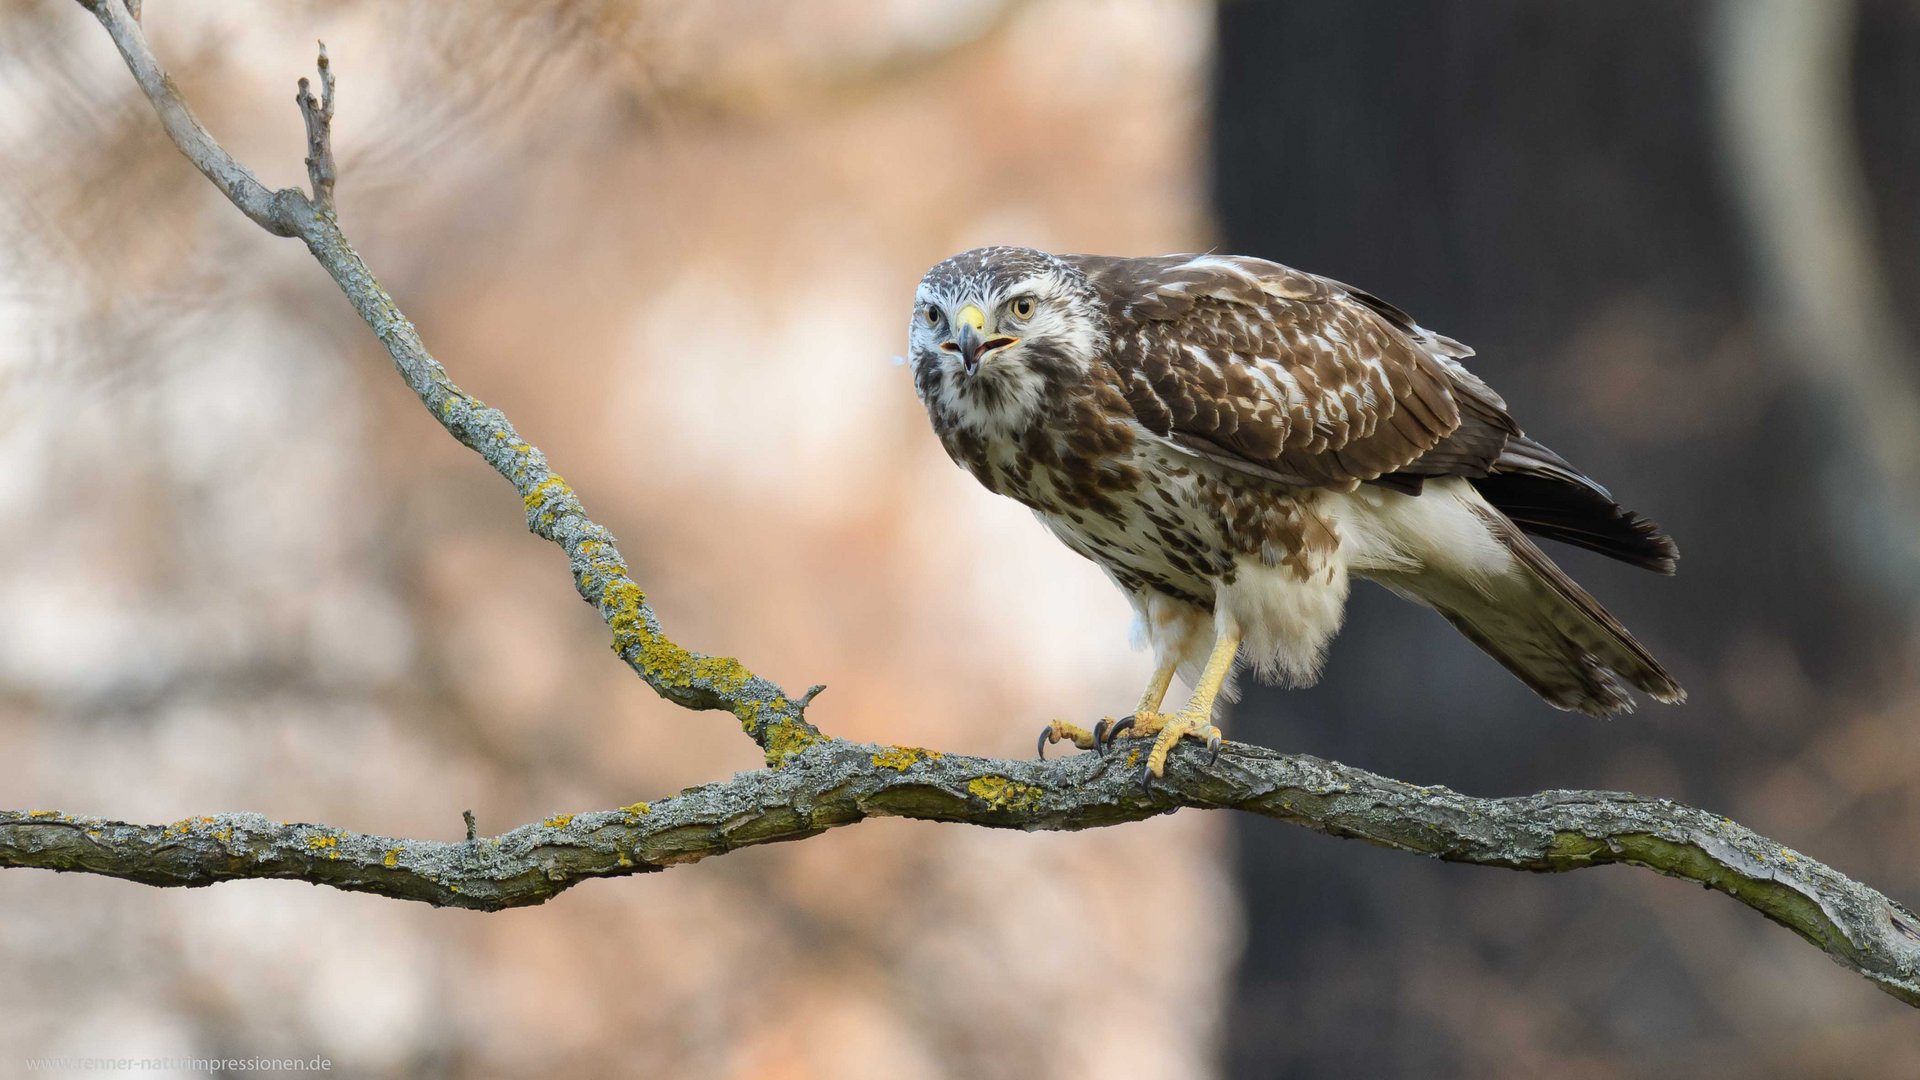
[907,247,1683,778]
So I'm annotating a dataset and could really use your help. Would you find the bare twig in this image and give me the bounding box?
[78,0,298,235]
[43,0,1920,1013]
[297,42,336,210]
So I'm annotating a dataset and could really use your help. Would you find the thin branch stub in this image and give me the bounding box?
[297,42,336,210]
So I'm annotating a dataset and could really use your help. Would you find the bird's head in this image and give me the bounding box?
[908,246,1106,433]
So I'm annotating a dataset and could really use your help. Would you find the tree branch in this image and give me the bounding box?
[73,0,822,766]
[8,740,1920,1005]
[40,0,1920,1013]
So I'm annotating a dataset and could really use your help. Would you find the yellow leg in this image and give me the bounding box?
[1135,660,1176,716]
[1038,659,1176,759]
[1124,625,1242,777]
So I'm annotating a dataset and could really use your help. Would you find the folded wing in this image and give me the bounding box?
[1078,252,1675,573]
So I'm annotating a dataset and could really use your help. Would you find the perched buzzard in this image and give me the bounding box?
[908,247,1683,777]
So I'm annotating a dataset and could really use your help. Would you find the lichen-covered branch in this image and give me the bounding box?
[73,0,821,765]
[8,739,1920,1005]
[44,0,1920,1014]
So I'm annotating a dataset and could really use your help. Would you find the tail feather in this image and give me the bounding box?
[1372,501,1684,716]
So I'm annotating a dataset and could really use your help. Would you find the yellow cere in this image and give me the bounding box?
[957,304,986,331]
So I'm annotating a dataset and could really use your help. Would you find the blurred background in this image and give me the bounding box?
[1,1,1917,1076]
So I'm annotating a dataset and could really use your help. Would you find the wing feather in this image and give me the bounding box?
[1080,253,1492,488]
[1077,251,1679,573]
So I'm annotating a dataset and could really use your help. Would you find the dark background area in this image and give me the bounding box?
[1215,3,1920,1075]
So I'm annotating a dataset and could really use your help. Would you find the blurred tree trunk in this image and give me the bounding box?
[1210,1,1920,1074]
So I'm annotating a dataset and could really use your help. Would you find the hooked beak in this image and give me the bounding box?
[943,304,1019,376]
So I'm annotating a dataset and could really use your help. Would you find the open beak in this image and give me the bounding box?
[954,322,986,375]
[945,304,1019,376]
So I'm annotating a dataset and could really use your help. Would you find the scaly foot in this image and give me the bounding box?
[1036,719,1098,759]
[1098,709,1223,777]
[1039,660,1183,762]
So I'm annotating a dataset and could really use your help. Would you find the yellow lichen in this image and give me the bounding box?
[1125,749,1141,769]
[620,801,651,817]
[967,776,1043,812]
[871,746,942,771]
[544,813,574,829]
[644,642,753,694]
[522,473,571,513]
[27,810,58,819]
[212,828,232,843]
[306,835,340,855]
[602,580,649,649]
[600,564,820,766]
[755,709,824,768]
[383,848,400,868]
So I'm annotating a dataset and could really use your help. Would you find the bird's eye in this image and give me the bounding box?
[922,306,941,327]
[1009,296,1036,320]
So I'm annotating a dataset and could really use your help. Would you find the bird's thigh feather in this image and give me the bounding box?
[1217,554,1351,688]
[1128,591,1221,699]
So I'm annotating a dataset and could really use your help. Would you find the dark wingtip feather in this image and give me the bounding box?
[1471,436,1680,575]
[1472,472,1679,574]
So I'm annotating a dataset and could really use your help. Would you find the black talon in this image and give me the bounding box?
[1207,733,1222,765]
[1037,726,1052,760]
[1101,715,1134,754]
[1092,718,1111,755]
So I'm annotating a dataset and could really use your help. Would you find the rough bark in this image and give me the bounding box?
[9,740,1920,1005]
[17,0,1918,1014]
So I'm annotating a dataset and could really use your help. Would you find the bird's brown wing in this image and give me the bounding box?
[1074,253,1517,489]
